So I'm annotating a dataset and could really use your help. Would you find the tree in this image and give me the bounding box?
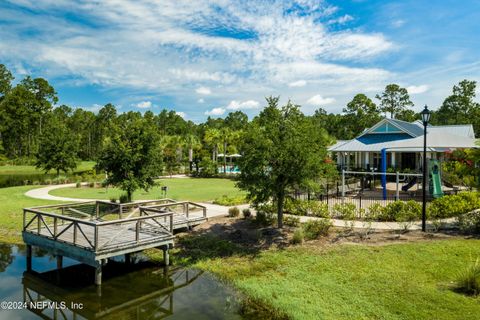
[343,94,381,136]
[0,64,14,98]
[96,114,163,201]
[433,80,480,135]
[224,111,248,130]
[35,117,79,178]
[376,84,413,119]
[162,135,184,177]
[237,97,333,228]
[204,128,221,162]
[184,134,201,172]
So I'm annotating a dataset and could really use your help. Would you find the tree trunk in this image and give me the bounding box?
[127,190,132,202]
[277,191,285,229]
[223,141,227,174]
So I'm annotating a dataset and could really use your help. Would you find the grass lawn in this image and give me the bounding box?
[187,238,480,319]
[0,161,95,175]
[49,178,246,202]
[0,186,64,244]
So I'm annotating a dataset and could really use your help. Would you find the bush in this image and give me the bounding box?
[365,202,383,221]
[228,207,240,217]
[291,228,304,244]
[213,195,246,206]
[88,181,95,188]
[76,181,82,188]
[197,158,218,177]
[377,200,421,222]
[458,210,480,233]
[110,197,117,203]
[332,203,357,220]
[303,219,332,240]
[254,211,276,227]
[119,193,130,203]
[285,199,330,218]
[283,215,300,227]
[455,258,480,296]
[429,192,480,220]
[242,208,252,219]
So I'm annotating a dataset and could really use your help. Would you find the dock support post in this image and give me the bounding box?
[26,245,32,271]
[56,256,63,269]
[163,247,169,266]
[95,264,102,286]
[125,253,131,265]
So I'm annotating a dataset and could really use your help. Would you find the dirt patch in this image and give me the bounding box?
[176,216,474,251]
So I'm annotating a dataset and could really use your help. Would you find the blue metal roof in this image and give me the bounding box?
[357,133,412,145]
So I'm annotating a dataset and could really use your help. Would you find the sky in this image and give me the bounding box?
[0,0,479,122]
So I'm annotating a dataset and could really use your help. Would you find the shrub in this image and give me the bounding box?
[378,200,421,222]
[291,228,304,244]
[286,200,330,218]
[119,193,129,203]
[110,197,117,203]
[228,207,240,217]
[242,208,252,219]
[332,203,357,220]
[76,182,82,188]
[455,258,480,296]
[255,211,276,227]
[213,195,246,206]
[88,181,95,188]
[366,202,383,221]
[429,192,480,220]
[457,210,480,233]
[303,219,332,240]
[283,215,300,227]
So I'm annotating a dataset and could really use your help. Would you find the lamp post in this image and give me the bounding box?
[420,105,431,232]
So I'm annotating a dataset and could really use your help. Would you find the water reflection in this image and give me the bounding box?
[0,244,242,319]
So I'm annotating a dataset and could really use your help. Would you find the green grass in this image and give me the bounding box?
[49,178,246,202]
[0,161,95,175]
[190,239,480,319]
[0,185,64,244]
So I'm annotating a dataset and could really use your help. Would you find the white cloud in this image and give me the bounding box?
[197,98,205,103]
[288,80,307,87]
[307,94,335,106]
[135,101,152,108]
[226,100,260,110]
[176,111,186,118]
[328,14,354,25]
[407,85,429,94]
[195,86,212,95]
[392,19,406,28]
[205,107,225,116]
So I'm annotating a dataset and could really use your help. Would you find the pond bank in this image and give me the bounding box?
[152,216,480,320]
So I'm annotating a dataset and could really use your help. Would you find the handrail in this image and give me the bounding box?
[23,209,98,226]
[27,201,96,209]
[142,201,207,210]
[95,212,173,226]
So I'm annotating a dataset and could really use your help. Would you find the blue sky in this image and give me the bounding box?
[0,0,479,122]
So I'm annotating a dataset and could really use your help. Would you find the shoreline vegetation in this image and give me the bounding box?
[147,216,480,319]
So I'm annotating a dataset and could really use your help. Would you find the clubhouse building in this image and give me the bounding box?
[328,118,477,171]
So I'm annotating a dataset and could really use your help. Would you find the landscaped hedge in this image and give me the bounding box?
[429,191,480,219]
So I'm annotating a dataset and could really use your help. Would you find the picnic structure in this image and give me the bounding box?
[22,199,207,285]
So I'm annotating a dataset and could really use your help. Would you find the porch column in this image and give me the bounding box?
[391,152,396,168]
[364,152,370,169]
[346,152,350,170]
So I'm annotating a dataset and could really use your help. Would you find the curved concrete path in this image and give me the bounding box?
[25,184,452,231]
[24,183,249,219]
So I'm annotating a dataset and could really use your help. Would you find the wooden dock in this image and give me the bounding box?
[22,200,208,285]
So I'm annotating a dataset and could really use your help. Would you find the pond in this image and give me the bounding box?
[0,243,244,319]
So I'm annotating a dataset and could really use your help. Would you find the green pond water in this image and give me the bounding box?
[0,244,244,319]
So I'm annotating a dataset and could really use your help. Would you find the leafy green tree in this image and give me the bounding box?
[204,128,222,162]
[96,114,163,201]
[0,64,14,98]
[376,84,413,119]
[433,80,480,135]
[224,111,248,130]
[237,97,333,228]
[312,108,351,140]
[162,135,184,177]
[184,134,201,172]
[35,117,79,178]
[343,94,381,136]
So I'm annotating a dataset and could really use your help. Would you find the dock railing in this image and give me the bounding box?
[141,201,207,220]
[23,208,174,252]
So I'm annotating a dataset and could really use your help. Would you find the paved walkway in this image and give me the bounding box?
[24,184,450,230]
[24,183,249,219]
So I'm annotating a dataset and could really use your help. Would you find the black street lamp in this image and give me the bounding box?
[420,105,431,232]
